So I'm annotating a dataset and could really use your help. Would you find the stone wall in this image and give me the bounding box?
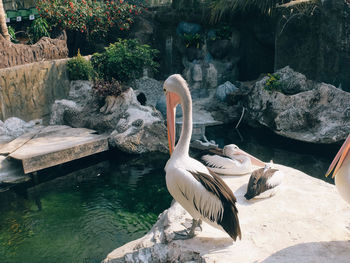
[0,32,68,69]
[0,58,70,122]
[275,0,350,91]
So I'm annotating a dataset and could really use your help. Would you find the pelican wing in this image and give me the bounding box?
[202,154,240,169]
[188,169,242,241]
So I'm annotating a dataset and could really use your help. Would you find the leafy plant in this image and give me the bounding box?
[92,78,126,98]
[27,18,50,43]
[7,26,18,43]
[91,38,159,83]
[182,33,203,49]
[66,51,94,80]
[209,0,280,22]
[264,73,282,92]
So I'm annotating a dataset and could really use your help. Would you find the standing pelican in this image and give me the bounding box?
[164,74,242,240]
[326,134,350,205]
[202,144,265,175]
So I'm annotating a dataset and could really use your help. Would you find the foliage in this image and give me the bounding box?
[7,26,17,43]
[66,51,94,80]
[91,38,159,83]
[92,78,126,98]
[182,33,203,48]
[209,24,232,40]
[209,0,282,22]
[27,18,50,43]
[36,0,142,39]
[264,73,282,92]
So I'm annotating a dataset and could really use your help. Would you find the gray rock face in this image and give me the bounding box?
[2,117,42,139]
[275,0,350,91]
[131,77,163,107]
[50,82,168,154]
[245,67,350,143]
[216,81,238,102]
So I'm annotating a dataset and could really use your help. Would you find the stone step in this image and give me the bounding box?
[2,126,109,174]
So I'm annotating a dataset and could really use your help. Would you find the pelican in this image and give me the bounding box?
[326,134,350,205]
[164,74,242,240]
[244,162,284,200]
[202,144,265,175]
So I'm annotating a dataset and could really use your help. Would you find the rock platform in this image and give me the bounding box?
[103,164,350,263]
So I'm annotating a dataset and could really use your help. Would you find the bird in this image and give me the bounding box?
[244,162,284,200]
[326,134,350,205]
[202,144,265,175]
[163,74,241,241]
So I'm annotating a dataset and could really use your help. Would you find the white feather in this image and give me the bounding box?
[202,154,252,175]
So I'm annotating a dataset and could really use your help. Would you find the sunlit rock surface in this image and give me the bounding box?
[50,81,168,154]
[245,66,350,144]
[103,164,350,263]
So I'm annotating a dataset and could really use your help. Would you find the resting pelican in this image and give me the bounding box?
[202,144,265,175]
[164,74,241,240]
[326,134,350,205]
[244,162,284,200]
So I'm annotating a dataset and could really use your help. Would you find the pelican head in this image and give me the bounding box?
[326,134,350,179]
[223,144,265,167]
[163,74,190,155]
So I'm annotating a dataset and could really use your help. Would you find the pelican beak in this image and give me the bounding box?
[166,91,180,155]
[237,148,266,167]
[326,134,350,179]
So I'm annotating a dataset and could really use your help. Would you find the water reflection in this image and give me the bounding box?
[0,152,172,263]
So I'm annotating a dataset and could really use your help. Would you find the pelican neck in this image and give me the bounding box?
[173,90,192,157]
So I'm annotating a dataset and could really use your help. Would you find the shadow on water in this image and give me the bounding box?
[205,124,340,184]
[0,150,172,263]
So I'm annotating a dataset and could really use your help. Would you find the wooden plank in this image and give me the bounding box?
[9,127,109,174]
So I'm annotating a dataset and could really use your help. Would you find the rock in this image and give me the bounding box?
[131,77,163,107]
[275,0,350,91]
[245,67,350,143]
[277,66,312,95]
[208,39,234,60]
[0,32,68,69]
[191,64,203,82]
[176,22,201,36]
[50,99,80,125]
[216,81,238,102]
[3,117,42,138]
[68,80,93,106]
[128,14,154,44]
[156,96,183,118]
[103,164,350,263]
[0,58,70,121]
[52,83,168,154]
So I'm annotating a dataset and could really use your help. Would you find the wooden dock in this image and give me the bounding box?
[0,125,109,174]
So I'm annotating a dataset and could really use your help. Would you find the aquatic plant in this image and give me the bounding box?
[66,51,94,81]
[264,73,282,92]
[91,38,159,83]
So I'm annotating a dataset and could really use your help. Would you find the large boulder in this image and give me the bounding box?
[245,67,350,144]
[50,82,168,154]
[103,164,350,263]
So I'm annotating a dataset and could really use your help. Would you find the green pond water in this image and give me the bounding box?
[0,124,339,263]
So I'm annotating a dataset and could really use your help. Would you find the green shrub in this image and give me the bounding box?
[91,38,159,83]
[264,73,282,92]
[8,26,18,43]
[67,51,94,81]
[27,18,50,44]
